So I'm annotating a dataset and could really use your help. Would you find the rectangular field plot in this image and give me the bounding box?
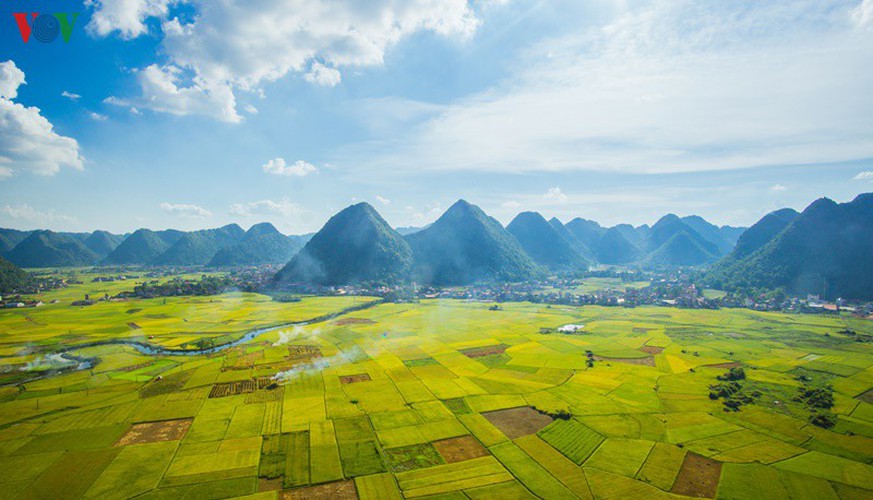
[537,418,604,464]
[670,452,722,498]
[114,418,193,446]
[482,406,553,439]
[394,455,513,498]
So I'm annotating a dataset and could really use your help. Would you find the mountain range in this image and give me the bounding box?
[706,194,873,300]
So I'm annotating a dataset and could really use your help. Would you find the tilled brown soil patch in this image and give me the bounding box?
[460,344,509,358]
[340,373,372,384]
[209,377,275,398]
[594,356,656,367]
[433,435,489,463]
[671,452,722,498]
[115,418,193,446]
[639,345,665,355]
[280,480,358,499]
[482,406,554,439]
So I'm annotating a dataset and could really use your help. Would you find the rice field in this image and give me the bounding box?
[0,277,871,498]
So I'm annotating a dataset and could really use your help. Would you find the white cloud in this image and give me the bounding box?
[89,111,108,121]
[61,91,81,101]
[243,104,258,115]
[770,184,787,192]
[106,64,241,123]
[304,62,342,87]
[345,1,873,176]
[262,158,318,177]
[375,196,391,206]
[85,0,173,39]
[91,0,482,120]
[1,204,76,224]
[854,0,873,28]
[230,197,301,217]
[854,171,873,180]
[543,187,568,203]
[0,61,85,178]
[159,202,212,218]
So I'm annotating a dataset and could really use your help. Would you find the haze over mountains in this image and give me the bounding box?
[3,194,872,298]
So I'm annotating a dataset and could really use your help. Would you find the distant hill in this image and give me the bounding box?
[152,224,245,266]
[406,200,540,285]
[594,227,642,264]
[84,230,125,259]
[208,223,307,267]
[0,228,32,254]
[103,229,185,265]
[719,226,746,247]
[0,257,32,294]
[681,216,735,255]
[565,218,605,250]
[5,230,98,268]
[395,226,423,236]
[707,195,873,299]
[275,203,412,285]
[507,212,588,270]
[642,215,720,266]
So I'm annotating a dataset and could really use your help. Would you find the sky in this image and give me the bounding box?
[0,0,872,235]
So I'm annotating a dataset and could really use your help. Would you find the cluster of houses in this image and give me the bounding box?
[0,295,47,308]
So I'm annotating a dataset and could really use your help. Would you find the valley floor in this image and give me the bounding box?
[0,283,871,499]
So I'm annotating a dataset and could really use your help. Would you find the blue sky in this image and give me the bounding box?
[1,0,872,235]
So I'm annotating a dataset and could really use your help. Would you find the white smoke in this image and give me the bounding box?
[20,354,76,372]
[271,344,372,383]
[272,325,321,346]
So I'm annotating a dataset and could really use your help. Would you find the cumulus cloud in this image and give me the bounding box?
[770,184,787,192]
[375,196,391,206]
[91,0,482,120]
[160,202,212,218]
[544,187,568,203]
[105,64,241,123]
[85,0,174,39]
[262,158,318,177]
[61,91,81,101]
[0,61,85,178]
[304,62,342,87]
[0,204,77,224]
[854,171,873,181]
[854,0,873,28]
[230,197,301,217]
[89,111,108,121]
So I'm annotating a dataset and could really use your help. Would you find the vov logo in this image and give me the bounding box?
[13,13,80,43]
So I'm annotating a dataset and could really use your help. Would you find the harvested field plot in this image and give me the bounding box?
[209,377,275,398]
[594,355,656,367]
[287,345,323,359]
[280,479,358,499]
[433,435,489,463]
[335,317,376,326]
[139,369,194,398]
[115,418,192,446]
[670,452,722,498]
[482,406,553,439]
[461,344,509,358]
[704,362,742,369]
[640,345,665,355]
[341,373,372,384]
[857,388,873,404]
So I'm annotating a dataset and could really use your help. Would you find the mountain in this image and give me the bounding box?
[5,230,98,268]
[594,227,642,264]
[152,224,245,266]
[549,218,595,261]
[680,216,734,255]
[0,257,32,294]
[507,212,588,270]
[103,229,185,265]
[565,218,605,250]
[275,203,413,285]
[643,214,719,266]
[707,195,873,299]
[395,226,423,236]
[208,223,306,267]
[611,224,645,248]
[725,208,798,260]
[719,226,746,247]
[406,200,540,285]
[0,228,32,254]
[84,230,125,259]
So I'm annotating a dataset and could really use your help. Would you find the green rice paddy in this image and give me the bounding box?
[0,278,871,499]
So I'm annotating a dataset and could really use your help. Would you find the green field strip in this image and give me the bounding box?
[355,472,403,500]
[537,418,604,464]
[489,441,578,499]
[514,434,593,499]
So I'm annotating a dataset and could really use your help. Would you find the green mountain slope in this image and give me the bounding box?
[406,200,540,285]
[507,212,588,270]
[0,257,32,293]
[594,227,642,264]
[84,230,125,259]
[275,203,412,285]
[151,224,245,266]
[208,223,307,267]
[5,230,98,268]
[102,229,185,265]
[707,195,873,299]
